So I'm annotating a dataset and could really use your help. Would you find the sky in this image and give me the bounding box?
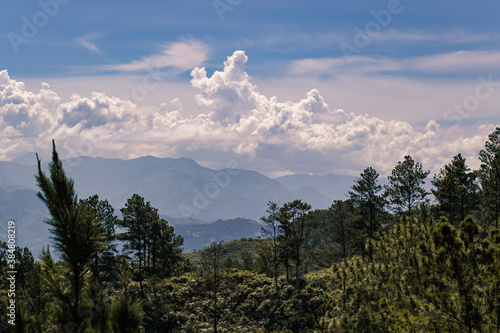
[1,0,500,177]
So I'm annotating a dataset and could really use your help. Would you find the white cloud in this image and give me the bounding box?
[373,29,491,43]
[289,51,500,76]
[106,40,210,72]
[0,52,497,177]
[0,70,61,138]
[411,51,500,73]
[76,34,101,54]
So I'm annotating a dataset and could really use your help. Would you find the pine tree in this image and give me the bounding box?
[327,200,356,263]
[432,154,479,224]
[349,167,385,259]
[386,155,430,218]
[118,194,153,293]
[427,216,490,332]
[479,126,500,227]
[326,200,357,309]
[278,200,316,288]
[80,194,119,282]
[201,241,226,333]
[150,218,184,277]
[111,260,144,333]
[35,140,106,332]
[261,201,281,292]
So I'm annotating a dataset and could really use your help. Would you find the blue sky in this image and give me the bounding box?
[1,0,500,177]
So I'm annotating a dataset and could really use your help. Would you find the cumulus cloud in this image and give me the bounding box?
[0,51,496,176]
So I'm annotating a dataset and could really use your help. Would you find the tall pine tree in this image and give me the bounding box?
[432,154,479,224]
[386,155,430,218]
[479,127,500,227]
[36,141,106,332]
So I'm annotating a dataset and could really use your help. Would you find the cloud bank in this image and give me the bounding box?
[0,51,496,176]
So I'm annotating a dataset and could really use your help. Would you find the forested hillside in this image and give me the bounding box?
[2,127,500,332]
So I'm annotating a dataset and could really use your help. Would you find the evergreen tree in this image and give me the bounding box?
[111,260,144,333]
[261,201,281,292]
[385,155,430,218]
[432,154,479,224]
[479,126,500,227]
[200,241,226,333]
[427,216,491,332]
[35,141,106,332]
[118,195,184,285]
[80,194,119,282]
[326,200,357,309]
[278,200,316,288]
[150,218,184,277]
[349,167,385,259]
[254,241,273,277]
[327,200,356,263]
[118,194,155,293]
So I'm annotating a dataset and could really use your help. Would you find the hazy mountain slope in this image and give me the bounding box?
[0,188,49,254]
[295,186,333,209]
[0,155,360,254]
[0,161,38,191]
[59,156,298,222]
[274,173,356,202]
[175,218,263,252]
[1,155,335,222]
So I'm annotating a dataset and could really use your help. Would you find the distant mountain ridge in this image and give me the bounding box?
[2,154,350,221]
[274,173,356,202]
[0,154,356,253]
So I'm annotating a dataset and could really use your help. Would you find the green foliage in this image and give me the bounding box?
[14,126,500,332]
[118,194,184,291]
[80,194,121,283]
[111,296,144,333]
[36,141,106,332]
[386,155,430,217]
[111,261,144,333]
[261,201,281,291]
[278,200,316,286]
[317,215,500,332]
[326,200,357,263]
[200,241,226,333]
[349,167,386,244]
[432,154,479,224]
[479,126,500,227]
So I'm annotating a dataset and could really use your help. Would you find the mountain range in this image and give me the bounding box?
[0,154,355,254]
